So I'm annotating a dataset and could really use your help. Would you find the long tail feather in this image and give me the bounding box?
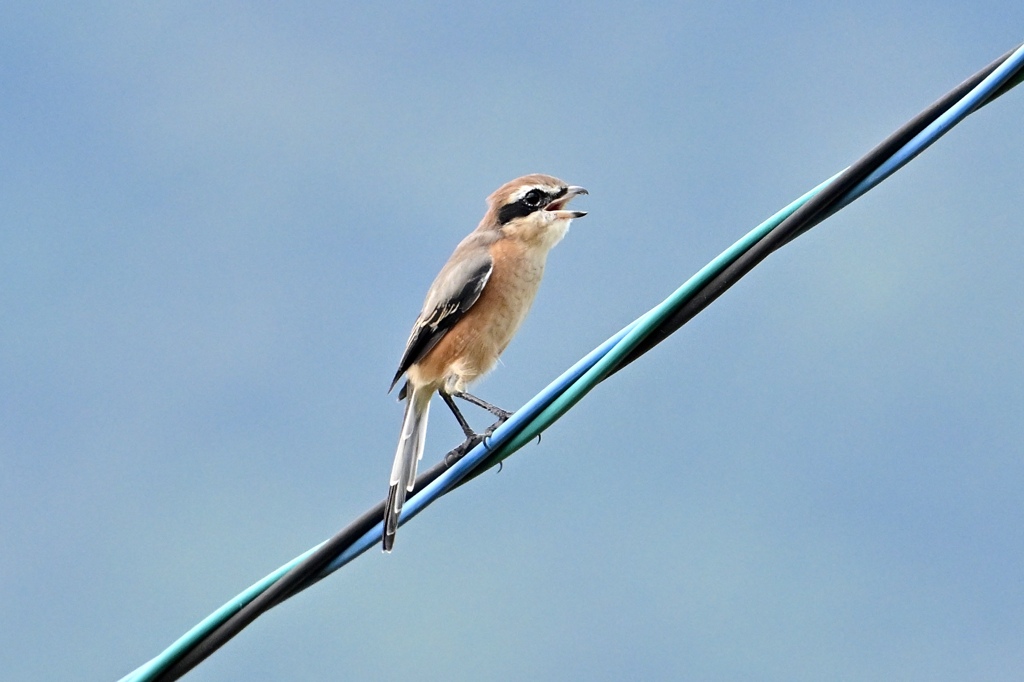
[383,385,431,552]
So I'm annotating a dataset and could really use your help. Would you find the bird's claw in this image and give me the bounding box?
[481,414,509,448]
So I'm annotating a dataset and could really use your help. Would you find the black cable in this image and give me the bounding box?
[466,46,1022,480]
[150,45,1022,681]
[607,46,1020,377]
[153,457,456,681]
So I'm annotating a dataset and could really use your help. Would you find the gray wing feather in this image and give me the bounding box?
[390,239,494,392]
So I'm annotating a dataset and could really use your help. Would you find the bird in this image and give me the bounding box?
[383,174,588,552]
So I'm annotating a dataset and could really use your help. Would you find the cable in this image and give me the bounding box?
[488,41,1024,475]
[146,329,641,679]
[130,459,451,681]
[124,42,1024,682]
[612,44,1024,374]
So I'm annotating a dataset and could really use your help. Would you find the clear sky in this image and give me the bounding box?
[2,3,1023,680]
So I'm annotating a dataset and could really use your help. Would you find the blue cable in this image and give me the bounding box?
[322,41,1024,576]
[122,42,1024,681]
[319,322,640,573]
[841,42,1024,208]
[321,39,1024,575]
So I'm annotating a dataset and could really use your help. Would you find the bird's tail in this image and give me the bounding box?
[383,384,431,552]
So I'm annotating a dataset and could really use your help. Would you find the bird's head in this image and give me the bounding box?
[482,174,588,247]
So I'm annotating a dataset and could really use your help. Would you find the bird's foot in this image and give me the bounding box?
[443,433,485,467]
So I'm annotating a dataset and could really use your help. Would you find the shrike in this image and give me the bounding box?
[384,174,588,551]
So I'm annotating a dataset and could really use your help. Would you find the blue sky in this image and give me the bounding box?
[2,3,1023,680]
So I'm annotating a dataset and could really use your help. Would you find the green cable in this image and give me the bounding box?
[461,174,840,482]
[125,41,1024,681]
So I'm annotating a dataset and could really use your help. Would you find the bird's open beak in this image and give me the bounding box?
[546,186,588,219]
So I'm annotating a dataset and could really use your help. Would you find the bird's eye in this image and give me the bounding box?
[522,189,544,207]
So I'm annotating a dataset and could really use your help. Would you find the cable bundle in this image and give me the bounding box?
[123,43,1024,682]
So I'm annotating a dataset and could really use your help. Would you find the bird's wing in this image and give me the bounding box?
[390,244,494,392]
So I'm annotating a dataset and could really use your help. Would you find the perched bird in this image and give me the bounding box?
[384,174,588,551]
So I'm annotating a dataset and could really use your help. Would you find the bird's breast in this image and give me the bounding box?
[409,237,549,392]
